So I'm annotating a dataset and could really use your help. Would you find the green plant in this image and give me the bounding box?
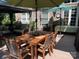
[2,14,11,25]
[29,21,36,31]
[0,13,5,25]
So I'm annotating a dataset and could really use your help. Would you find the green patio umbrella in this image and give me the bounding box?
[48,3,76,33]
[6,0,64,30]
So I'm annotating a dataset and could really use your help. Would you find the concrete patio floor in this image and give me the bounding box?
[0,34,79,59]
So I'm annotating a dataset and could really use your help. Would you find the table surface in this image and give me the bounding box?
[30,35,47,45]
[15,34,32,43]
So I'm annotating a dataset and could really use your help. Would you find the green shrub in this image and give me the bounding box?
[29,21,36,31]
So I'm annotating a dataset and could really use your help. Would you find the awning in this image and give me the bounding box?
[0,5,31,13]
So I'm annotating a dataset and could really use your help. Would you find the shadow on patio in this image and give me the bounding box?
[55,34,79,59]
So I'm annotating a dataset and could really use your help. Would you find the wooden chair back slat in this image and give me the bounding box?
[43,34,53,49]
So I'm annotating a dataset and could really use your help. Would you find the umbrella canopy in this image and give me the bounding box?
[6,0,64,30]
[6,0,64,8]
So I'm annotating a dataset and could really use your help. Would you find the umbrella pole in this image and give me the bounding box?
[9,13,14,32]
[36,7,38,31]
[35,0,38,31]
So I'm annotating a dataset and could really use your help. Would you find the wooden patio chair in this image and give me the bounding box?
[7,38,32,59]
[5,39,20,59]
[51,32,58,48]
[37,34,54,59]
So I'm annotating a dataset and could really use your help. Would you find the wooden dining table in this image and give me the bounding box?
[15,33,48,59]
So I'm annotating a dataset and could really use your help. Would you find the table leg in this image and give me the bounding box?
[48,46,51,56]
[34,45,37,59]
[31,46,34,59]
[42,49,45,59]
[5,38,11,53]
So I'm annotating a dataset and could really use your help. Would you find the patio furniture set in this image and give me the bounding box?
[4,31,58,59]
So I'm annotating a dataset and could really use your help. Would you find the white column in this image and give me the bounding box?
[76,7,79,26]
[68,10,72,26]
[37,10,42,30]
[61,10,64,25]
[31,11,36,21]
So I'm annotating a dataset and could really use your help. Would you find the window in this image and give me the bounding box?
[72,0,77,2]
[64,0,70,3]
[64,0,77,3]
[70,8,77,26]
[70,18,76,25]
[21,13,30,24]
[71,14,76,17]
[22,13,26,15]
[41,9,48,24]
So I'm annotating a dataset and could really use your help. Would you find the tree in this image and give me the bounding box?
[0,13,5,25]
